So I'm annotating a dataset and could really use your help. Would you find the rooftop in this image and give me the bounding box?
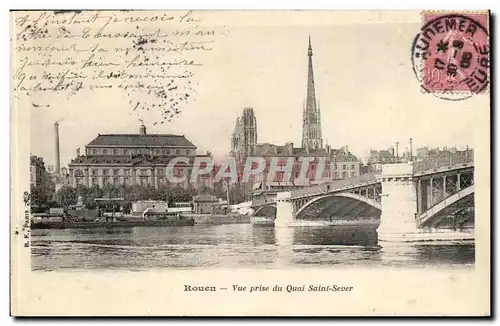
[87,134,197,148]
[251,143,359,160]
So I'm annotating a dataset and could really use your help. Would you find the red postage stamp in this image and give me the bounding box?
[412,12,490,100]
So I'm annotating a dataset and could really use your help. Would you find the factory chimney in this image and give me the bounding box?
[395,142,399,163]
[409,138,413,162]
[54,121,61,175]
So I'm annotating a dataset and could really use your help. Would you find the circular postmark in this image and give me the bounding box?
[411,13,490,101]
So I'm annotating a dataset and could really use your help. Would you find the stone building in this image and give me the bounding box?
[30,155,46,187]
[68,123,212,189]
[415,146,473,164]
[230,107,257,159]
[192,194,219,214]
[367,148,396,171]
[250,143,361,190]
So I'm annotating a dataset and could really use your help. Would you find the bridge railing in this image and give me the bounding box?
[291,173,380,199]
[412,151,474,174]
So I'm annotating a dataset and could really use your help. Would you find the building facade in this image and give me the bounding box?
[367,148,396,171]
[415,146,473,161]
[30,155,46,187]
[249,143,361,190]
[68,123,212,189]
[192,194,219,214]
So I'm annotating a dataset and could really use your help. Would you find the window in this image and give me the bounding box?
[155,149,161,155]
[103,149,108,154]
[176,150,181,155]
[92,169,97,176]
[342,164,346,170]
[351,164,355,169]
[113,169,119,175]
[113,149,118,155]
[186,150,191,155]
[124,149,128,155]
[334,164,338,169]
[123,177,129,185]
[124,169,130,176]
[92,177,98,186]
[157,169,164,176]
[342,172,348,179]
[102,169,108,176]
[351,172,356,177]
[92,149,97,155]
[103,178,109,186]
[113,178,119,185]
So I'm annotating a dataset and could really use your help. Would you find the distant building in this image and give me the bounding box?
[68,123,212,189]
[367,148,396,171]
[415,146,473,163]
[251,143,361,189]
[30,155,46,187]
[231,107,258,159]
[192,194,219,214]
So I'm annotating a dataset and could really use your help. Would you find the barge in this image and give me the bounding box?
[31,212,195,230]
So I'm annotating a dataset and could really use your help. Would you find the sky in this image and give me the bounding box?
[23,11,487,168]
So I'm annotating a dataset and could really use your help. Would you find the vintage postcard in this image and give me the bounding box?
[10,10,490,316]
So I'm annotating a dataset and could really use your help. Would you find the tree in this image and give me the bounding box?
[30,170,56,212]
[102,184,123,199]
[30,185,49,213]
[82,185,102,209]
[55,186,77,209]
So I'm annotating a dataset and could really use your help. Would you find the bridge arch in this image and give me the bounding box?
[253,205,277,219]
[419,185,474,227]
[294,192,382,221]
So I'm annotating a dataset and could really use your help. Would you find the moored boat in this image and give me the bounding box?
[31,215,195,229]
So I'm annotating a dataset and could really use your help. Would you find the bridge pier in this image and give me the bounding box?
[378,163,474,242]
[377,163,421,242]
[275,191,294,227]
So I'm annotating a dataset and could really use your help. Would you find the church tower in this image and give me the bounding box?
[301,36,323,152]
[231,107,257,158]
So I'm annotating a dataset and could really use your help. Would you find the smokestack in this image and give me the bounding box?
[395,142,399,163]
[76,147,80,157]
[54,121,60,175]
[409,138,413,161]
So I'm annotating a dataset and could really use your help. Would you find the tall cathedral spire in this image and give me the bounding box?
[302,36,323,151]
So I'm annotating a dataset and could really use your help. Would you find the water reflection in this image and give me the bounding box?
[31,224,474,271]
[293,226,378,246]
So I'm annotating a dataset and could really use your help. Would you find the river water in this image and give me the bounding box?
[31,224,474,271]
